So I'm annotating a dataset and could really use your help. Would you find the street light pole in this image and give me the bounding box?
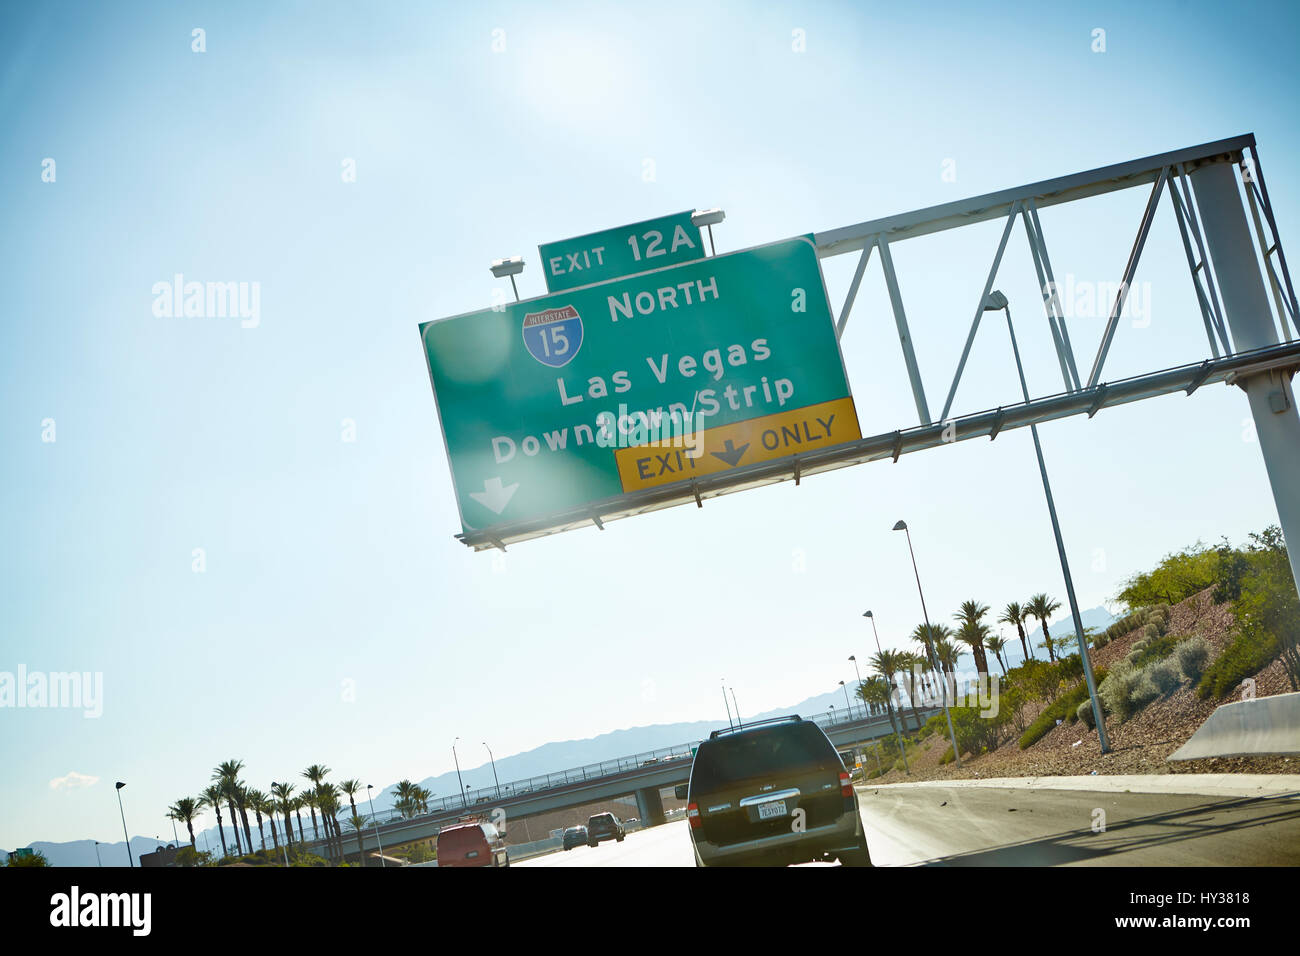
[483,742,501,799]
[452,738,467,809]
[849,654,867,719]
[839,680,853,718]
[892,522,963,768]
[721,679,734,730]
[366,784,386,868]
[115,782,133,867]
[989,291,1110,752]
[729,687,742,728]
[94,841,103,868]
[859,613,910,773]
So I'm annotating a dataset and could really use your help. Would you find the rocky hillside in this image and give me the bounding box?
[868,587,1296,783]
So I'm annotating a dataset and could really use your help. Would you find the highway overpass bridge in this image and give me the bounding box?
[303,709,938,860]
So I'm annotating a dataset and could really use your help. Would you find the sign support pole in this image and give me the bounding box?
[1191,161,1300,598]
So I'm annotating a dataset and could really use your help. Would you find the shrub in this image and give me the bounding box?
[1138,657,1182,698]
[1197,631,1281,699]
[1141,622,1162,641]
[1098,665,1138,721]
[1128,672,1160,711]
[1174,635,1210,682]
[1128,632,1184,669]
[939,745,955,765]
[1102,611,1145,645]
[1056,654,1084,684]
[1018,667,1108,748]
[1076,699,1096,728]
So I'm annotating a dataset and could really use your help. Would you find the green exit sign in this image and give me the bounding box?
[538,211,705,292]
[419,237,860,549]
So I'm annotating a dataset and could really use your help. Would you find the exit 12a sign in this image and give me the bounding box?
[538,210,705,292]
[419,236,861,548]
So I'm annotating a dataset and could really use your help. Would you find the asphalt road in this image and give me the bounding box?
[517,784,1300,867]
[859,784,1300,866]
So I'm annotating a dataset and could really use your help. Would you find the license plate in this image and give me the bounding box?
[757,800,788,820]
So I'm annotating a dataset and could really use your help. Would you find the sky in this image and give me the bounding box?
[2,0,1298,849]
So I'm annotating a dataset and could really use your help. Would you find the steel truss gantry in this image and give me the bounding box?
[819,134,1297,425]
[818,132,1300,595]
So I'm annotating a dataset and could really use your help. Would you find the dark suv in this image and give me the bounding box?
[586,812,625,846]
[685,716,871,867]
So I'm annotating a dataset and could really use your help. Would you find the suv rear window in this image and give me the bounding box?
[690,722,839,792]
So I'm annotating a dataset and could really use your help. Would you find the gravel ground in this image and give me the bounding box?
[869,589,1298,784]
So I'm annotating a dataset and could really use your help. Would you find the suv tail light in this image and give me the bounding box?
[686,802,701,829]
[840,771,853,797]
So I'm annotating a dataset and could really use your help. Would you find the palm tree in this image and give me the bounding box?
[291,796,307,843]
[999,601,1033,662]
[167,797,203,848]
[871,649,920,733]
[414,786,433,815]
[908,624,938,695]
[934,636,961,675]
[895,651,927,732]
[392,780,417,819]
[1026,593,1063,662]
[986,634,1008,676]
[855,676,899,738]
[200,785,229,858]
[301,789,320,841]
[245,788,269,852]
[339,779,363,820]
[302,765,331,838]
[213,760,251,856]
[260,790,280,850]
[271,782,296,850]
[316,783,344,862]
[955,619,992,678]
[347,814,368,867]
[953,600,991,675]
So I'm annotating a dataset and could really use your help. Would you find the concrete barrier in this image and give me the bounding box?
[1169,691,1300,761]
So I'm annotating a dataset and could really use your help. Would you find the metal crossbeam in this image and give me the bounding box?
[1086,166,1170,388]
[1169,173,1228,357]
[815,134,1254,256]
[941,202,1020,421]
[1246,145,1300,338]
[877,237,932,424]
[1021,200,1080,392]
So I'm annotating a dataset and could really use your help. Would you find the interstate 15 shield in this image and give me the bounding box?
[522,304,583,368]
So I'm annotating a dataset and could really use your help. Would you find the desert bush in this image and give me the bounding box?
[1103,610,1146,645]
[1174,635,1210,682]
[1137,657,1182,698]
[1098,665,1138,721]
[1076,699,1095,728]
[939,745,955,765]
[1018,667,1108,748]
[1141,622,1162,641]
[1197,631,1280,699]
[1128,632,1184,669]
